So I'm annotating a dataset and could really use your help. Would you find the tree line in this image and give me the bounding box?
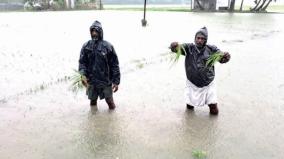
[194,0,277,12]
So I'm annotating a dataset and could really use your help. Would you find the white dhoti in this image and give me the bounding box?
[185,79,217,107]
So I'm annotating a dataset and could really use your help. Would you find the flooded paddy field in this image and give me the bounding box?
[1,10,284,159]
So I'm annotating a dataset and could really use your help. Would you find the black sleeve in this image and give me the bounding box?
[108,45,120,85]
[207,45,220,55]
[78,42,89,76]
[180,43,189,56]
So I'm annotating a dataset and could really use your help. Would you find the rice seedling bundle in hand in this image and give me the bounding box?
[70,69,88,93]
[205,52,223,68]
[169,44,186,66]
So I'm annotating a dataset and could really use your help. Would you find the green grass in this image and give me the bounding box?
[266,5,284,12]
[234,4,284,12]
[2,4,283,13]
[104,4,284,13]
[105,7,191,12]
[136,63,144,69]
[103,5,191,12]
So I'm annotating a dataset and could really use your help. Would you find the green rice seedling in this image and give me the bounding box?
[169,43,186,66]
[137,63,144,69]
[192,150,207,159]
[70,69,88,93]
[205,52,223,68]
[40,84,45,90]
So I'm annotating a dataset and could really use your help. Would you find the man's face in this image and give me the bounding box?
[195,33,206,48]
[91,30,99,40]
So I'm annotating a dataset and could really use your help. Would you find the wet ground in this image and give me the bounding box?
[1,11,284,159]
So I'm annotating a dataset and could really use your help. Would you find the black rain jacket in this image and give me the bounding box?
[180,27,220,87]
[181,43,219,87]
[79,21,120,88]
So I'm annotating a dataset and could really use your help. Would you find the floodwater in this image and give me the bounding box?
[1,10,284,159]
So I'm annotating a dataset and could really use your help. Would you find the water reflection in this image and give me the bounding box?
[179,110,219,155]
[79,107,122,158]
[88,106,98,115]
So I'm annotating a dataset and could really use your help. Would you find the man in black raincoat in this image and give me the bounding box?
[79,20,120,109]
[170,27,230,115]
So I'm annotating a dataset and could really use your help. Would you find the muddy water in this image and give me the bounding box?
[1,11,284,159]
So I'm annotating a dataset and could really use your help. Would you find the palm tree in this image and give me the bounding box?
[195,0,204,10]
[229,0,235,12]
[250,0,276,12]
[98,0,103,10]
[261,0,274,11]
[240,0,244,11]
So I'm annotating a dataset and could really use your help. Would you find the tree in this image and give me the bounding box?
[256,0,268,11]
[195,0,204,10]
[229,0,235,12]
[251,0,262,10]
[261,0,274,11]
[98,0,103,10]
[250,0,276,12]
[240,0,244,11]
[193,0,217,11]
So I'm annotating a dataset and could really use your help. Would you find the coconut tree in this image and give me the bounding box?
[250,0,277,12]
[251,0,262,10]
[193,0,218,11]
[256,0,268,11]
[229,0,235,12]
[195,0,204,10]
[98,0,103,10]
[240,0,244,11]
[261,0,275,11]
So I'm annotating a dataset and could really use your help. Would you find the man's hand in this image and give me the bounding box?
[81,76,88,88]
[112,84,118,93]
[220,52,231,63]
[170,42,179,52]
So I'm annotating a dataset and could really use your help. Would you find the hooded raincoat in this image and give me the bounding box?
[79,21,120,89]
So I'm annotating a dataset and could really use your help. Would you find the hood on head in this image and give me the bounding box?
[194,26,208,47]
[90,20,103,40]
[195,27,208,39]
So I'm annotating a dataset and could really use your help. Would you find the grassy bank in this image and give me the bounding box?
[103,4,191,12]
[103,4,284,13]
[1,4,284,13]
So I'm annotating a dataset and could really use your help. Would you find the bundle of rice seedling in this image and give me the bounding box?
[205,52,223,68]
[169,44,186,66]
[192,150,207,159]
[69,69,88,93]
